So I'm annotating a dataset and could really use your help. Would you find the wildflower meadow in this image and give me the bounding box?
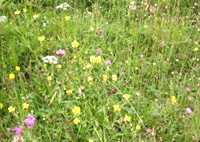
[0,0,199,141]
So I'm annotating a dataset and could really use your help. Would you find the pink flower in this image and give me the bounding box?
[150,6,156,13]
[14,126,23,136]
[7,128,13,133]
[97,48,102,55]
[186,108,192,115]
[160,41,166,47]
[140,54,144,58]
[185,87,191,92]
[24,114,36,128]
[106,60,111,66]
[56,49,65,56]
[146,128,152,135]
[98,29,103,36]
[81,86,85,92]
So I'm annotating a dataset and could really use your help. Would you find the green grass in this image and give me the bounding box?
[0,0,200,141]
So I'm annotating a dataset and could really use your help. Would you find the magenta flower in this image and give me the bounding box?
[160,41,166,47]
[106,60,111,66]
[24,114,36,128]
[14,126,23,136]
[98,29,103,36]
[146,128,152,135]
[97,48,102,55]
[185,87,191,92]
[56,49,65,56]
[186,108,192,115]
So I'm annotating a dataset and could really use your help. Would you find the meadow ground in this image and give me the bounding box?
[0,0,199,141]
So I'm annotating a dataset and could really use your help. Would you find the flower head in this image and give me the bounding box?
[124,115,131,122]
[113,105,121,112]
[186,107,192,115]
[9,73,15,80]
[24,114,36,128]
[14,126,23,136]
[112,75,118,82]
[171,96,176,104]
[98,29,103,36]
[56,3,70,10]
[65,16,70,21]
[73,118,80,124]
[8,106,15,112]
[56,49,65,56]
[106,60,111,66]
[14,10,20,15]
[97,48,102,55]
[146,128,152,134]
[160,41,166,47]
[38,36,45,42]
[15,66,20,71]
[67,90,72,95]
[123,94,130,100]
[136,125,141,131]
[72,106,81,116]
[185,87,191,92]
[42,56,58,64]
[22,103,29,109]
[33,14,39,19]
[71,40,79,48]
[0,103,3,109]
[23,8,27,13]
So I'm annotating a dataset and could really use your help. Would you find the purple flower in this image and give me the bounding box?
[106,60,111,66]
[97,48,102,55]
[56,49,65,56]
[186,108,192,115]
[146,128,152,135]
[7,128,13,133]
[81,86,85,92]
[24,114,36,128]
[14,126,23,136]
[160,41,166,47]
[98,29,103,36]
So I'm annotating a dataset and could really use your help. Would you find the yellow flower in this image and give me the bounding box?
[9,73,15,80]
[123,94,130,100]
[73,55,77,59]
[90,55,96,63]
[171,96,176,104]
[124,115,131,122]
[112,75,118,82]
[0,103,3,109]
[33,14,39,19]
[136,125,141,131]
[23,8,27,13]
[96,56,101,63]
[22,103,29,109]
[88,139,94,142]
[67,90,72,95]
[72,106,81,116]
[113,105,121,112]
[14,10,20,15]
[193,47,198,51]
[88,76,93,82]
[8,106,15,112]
[56,64,62,69]
[65,16,70,21]
[103,75,108,81]
[71,40,79,48]
[73,118,80,124]
[38,36,45,42]
[86,63,91,68]
[47,76,52,81]
[15,66,20,71]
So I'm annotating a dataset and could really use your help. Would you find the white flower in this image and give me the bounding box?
[42,56,58,64]
[56,3,70,10]
[129,1,137,11]
[0,16,7,23]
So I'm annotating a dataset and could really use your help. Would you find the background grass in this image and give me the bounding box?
[0,0,200,141]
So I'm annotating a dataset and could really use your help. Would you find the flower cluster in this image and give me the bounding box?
[56,3,70,10]
[42,56,58,64]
